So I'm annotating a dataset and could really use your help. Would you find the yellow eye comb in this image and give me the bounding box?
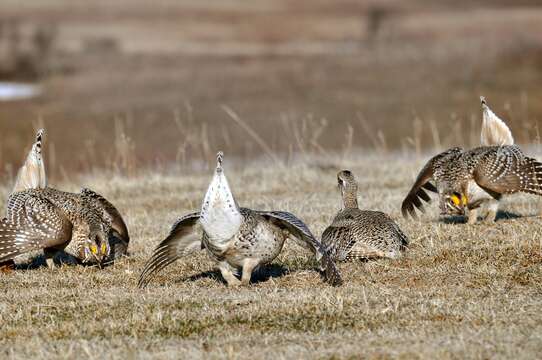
[451,194,468,206]
[451,194,461,206]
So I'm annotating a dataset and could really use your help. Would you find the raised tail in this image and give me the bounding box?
[480,97,514,146]
[35,129,44,153]
[13,129,47,193]
[0,220,43,262]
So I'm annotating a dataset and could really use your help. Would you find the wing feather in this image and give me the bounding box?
[138,212,201,288]
[0,193,72,262]
[256,210,342,286]
[474,146,542,196]
[401,148,463,219]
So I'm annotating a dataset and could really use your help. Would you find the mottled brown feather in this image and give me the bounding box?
[402,148,463,219]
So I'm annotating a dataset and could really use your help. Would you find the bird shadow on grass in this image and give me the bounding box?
[495,210,523,221]
[13,251,116,270]
[180,269,225,284]
[439,210,523,224]
[439,215,467,224]
[179,264,290,285]
[13,255,48,270]
[252,264,290,284]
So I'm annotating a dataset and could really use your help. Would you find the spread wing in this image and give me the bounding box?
[401,148,462,219]
[0,194,72,262]
[256,210,319,254]
[256,210,342,286]
[474,146,542,196]
[138,212,202,288]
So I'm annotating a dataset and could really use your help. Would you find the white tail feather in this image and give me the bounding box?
[200,152,242,246]
[12,129,47,193]
[480,97,514,146]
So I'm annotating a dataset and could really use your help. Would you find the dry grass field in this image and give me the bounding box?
[1,152,542,359]
[1,1,542,358]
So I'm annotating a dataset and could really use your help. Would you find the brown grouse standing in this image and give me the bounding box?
[322,170,408,261]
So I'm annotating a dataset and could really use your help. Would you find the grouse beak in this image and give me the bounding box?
[441,205,464,216]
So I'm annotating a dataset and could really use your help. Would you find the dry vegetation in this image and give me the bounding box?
[1,152,542,359]
[1,1,542,358]
[0,0,542,176]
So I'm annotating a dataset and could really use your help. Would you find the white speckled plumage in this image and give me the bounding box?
[139,152,342,288]
[199,151,243,252]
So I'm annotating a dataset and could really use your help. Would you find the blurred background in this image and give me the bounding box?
[0,0,541,180]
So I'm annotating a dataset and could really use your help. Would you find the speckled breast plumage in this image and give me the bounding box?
[202,208,287,268]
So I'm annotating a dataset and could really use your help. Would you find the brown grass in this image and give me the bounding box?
[1,1,542,357]
[1,1,542,177]
[1,152,542,358]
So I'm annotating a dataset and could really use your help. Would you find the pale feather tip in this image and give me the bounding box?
[33,129,44,154]
[36,128,45,141]
[216,151,224,171]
